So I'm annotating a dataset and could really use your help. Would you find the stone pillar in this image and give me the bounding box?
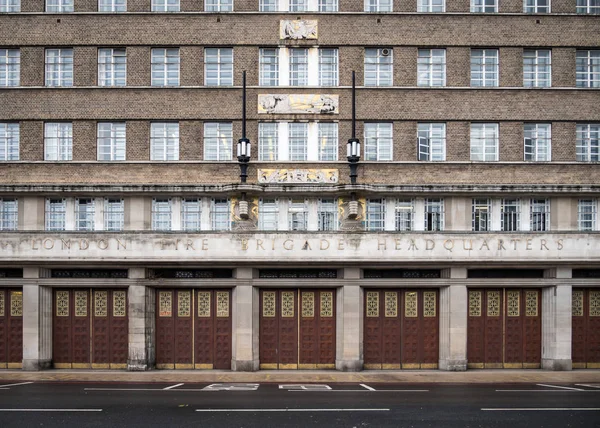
[439,267,468,371]
[22,267,52,371]
[541,268,572,371]
[127,268,155,371]
[335,267,363,371]
[231,267,259,371]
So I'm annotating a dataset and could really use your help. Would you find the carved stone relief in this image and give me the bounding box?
[280,19,318,40]
[258,94,338,114]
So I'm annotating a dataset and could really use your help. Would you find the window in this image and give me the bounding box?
[151,122,179,161]
[204,122,232,160]
[46,0,73,12]
[472,198,491,232]
[104,198,124,231]
[524,123,551,161]
[395,199,413,231]
[152,0,179,11]
[289,0,307,10]
[364,48,393,87]
[45,48,73,87]
[259,199,279,231]
[471,0,497,12]
[576,124,600,162]
[0,0,20,12]
[152,198,172,231]
[181,198,202,232]
[289,199,308,231]
[259,48,279,86]
[45,198,66,231]
[0,49,19,87]
[289,123,308,161]
[578,200,597,231]
[366,199,385,231]
[75,198,95,231]
[470,123,499,161]
[0,198,18,231]
[418,0,445,12]
[211,198,230,231]
[471,49,498,87]
[259,122,337,161]
[318,199,338,231]
[576,50,600,88]
[501,199,520,232]
[418,49,446,87]
[289,48,308,87]
[524,0,550,13]
[97,122,126,161]
[205,48,233,86]
[259,0,276,10]
[98,48,126,87]
[99,0,126,12]
[523,49,551,87]
[577,0,600,13]
[205,0,232,11]
[364,123,393,161]
[318,123,338,161]
[44,122,72,161]
[319,48,338,86]
[364,0,392,12]
[259,123,278,161]
[418,123,446,161]
[425,198,444,231]
[0,123,19,161]
[530,199,549,231]
[151,48,179,87]
[319,0,337,11]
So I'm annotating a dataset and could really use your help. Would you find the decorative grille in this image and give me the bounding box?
[216,291,229,317]
[263,291,276,317]
[75,291,87,317]
[487,291,500,317]
[198,291,211,317]
[320,291,333,317]
[572,290,584,317]
[94,291,108,317]
[281,291,295,317]
[366,291,379,317]
[178,291,191,317]
[469,291,482,317]
[159,291,172,317]
[591,291,600,317]
[10,291,22,317]
[525,291,538,317]
[507,291,520,317]
[424,291,436,317]
[0,292,4,317]
[56,291,69,317]
[302,292,314,318]
[405,292,418,318]
[384,292,397,317]
[113,291,127,317]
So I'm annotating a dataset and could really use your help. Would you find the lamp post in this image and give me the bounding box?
[347,71,360,219]
[237,70,251,219]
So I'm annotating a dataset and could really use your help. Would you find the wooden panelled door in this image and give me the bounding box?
[0,289,23,369]
[572,289,600,369]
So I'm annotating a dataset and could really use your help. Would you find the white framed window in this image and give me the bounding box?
[319,0,337,11]
[395,199,414,231]
[578,199,597,231]
[45,48,73,87]
[46,0,73,12]
[472,198,491,232]
[418,0,445,12]
[501,198,520,232]
[75,198,95,231]
[577,0,600,13]
[0,123,19,161]
[151,48,179,87]
[151,122,179,161]
[364,48,393,87]
[205,48,233,86]
[259,198,279,231]
[523,49,551,87]
[418,123,446,161]
[318,198,338,231]
[104,198,124,231]
[99,0,126,11]
[418,49,446,87]
[45,198,66,231]
[289,199,308,231]
[204,122,233,161]
[289,48,308,87]
[289,0,307,11]
[44,122,73,161]
[576,123,600,162]
[258,122,278,161]
[181,198,202,232]
[319,48,338,86]
[97,122,126,161]
[470,123,499,161]
[366,198,385,231]
[576,50,600,88]
[318,123,338,161]
[152,198,172,231]
[364,123,393,161]
[0,198,18,231]
[152,0,179,11]
[258,122,337,161]
[524,123,551,161]
[530,199,549,231]
[259,48,279,86]
[471,49,498,87]
[206,0,233,11]
[259,0,276,10]
[289,123,308,161]
[0,0,20,12]
[98,48,126,87]
[471,0,497,12]
[524,0,550,13]
[0,49,19,87]
[211,198,230,231]
[425,198,444,232]
[364,0,391,12]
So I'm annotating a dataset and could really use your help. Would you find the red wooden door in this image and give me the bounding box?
[259,290,279,369]
[195,289,232,369]
[522,290,541,368]
[0,289,23,369]
[53,289,91,368]
[468,289,503,368]
[92,289,128,369]
[572,289,600,368]
[156,289,193,369]
[299,289,335,368]
[402,290,438,369]
[364,290,402,369]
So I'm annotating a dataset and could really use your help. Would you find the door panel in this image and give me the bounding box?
[572,289,600,368]
[0,289,23,369]
[92,290,128,369]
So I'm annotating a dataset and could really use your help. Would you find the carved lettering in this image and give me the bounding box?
[32,239,39,250]
[510,239,520,250]
[526,238,533,250]
[425,239,435,250]
[202,239,209,251]
[408,239,418,251]
[338,240,345,250]
[61,239,71,250]
[557,239,563,250]
[283,239,294,250]
[302,240,312,250]
[116,239,127,250]
[498,239,506,250]
[256,239,264,250]
[395,239,402,250]
[240,239,248,251]
[378,239,386,250]
[43,238,54,250]
[479,240,490,251]
[463,239,473,250]
[80,239,89,250]
[540,239,549,250]
[444,240,454,252]
[320,239,330,250]
[186,239,195,250]
[97,239,109,250]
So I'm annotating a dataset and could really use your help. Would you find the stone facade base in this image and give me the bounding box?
[232,359,259,372]
[439,359,468,371]
[335,359,363,372]
[22,359,52,371]
[542,359,573,371]
[127,360,152,371]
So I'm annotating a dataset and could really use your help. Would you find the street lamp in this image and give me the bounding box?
[347,71,360,219]
[237,70,251,219]
[347,138,360,185]
[237,137,250,184]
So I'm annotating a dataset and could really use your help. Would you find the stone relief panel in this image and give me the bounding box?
[280,19,318,40]
[231,196,258,231]
[258,94,338,114]
[339,197,365,231]
[258,169,339,184]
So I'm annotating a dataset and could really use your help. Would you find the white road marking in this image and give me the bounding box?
[0,409,102,412]
[279,384,332,391]
[0,382,34,388]
[360,384,376,391]
[163,383,184,390]
[195,408,390,412]
[288,389,428,392]
[482,408,600,411]
[576,384,600,389]
[497,389,600,392]
[203,383,260,391]
[536,384,584,391]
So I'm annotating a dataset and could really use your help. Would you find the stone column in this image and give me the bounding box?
[541,268,572,371]
[231,267,259,371]
[127,268,155,371]
[335,267,363,371]
[438,268,468,371]
[22,267,52,371]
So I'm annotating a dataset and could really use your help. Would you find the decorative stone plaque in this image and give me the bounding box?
[258,169,339,184]
[258,94,338,114]
[280,19,318,40]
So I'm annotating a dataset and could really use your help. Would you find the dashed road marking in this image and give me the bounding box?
[0,382,34,388]
[195,408,390,412]
[360,384,376,391]
[163,383,184,390]
[0,409,102,412]
[536,384,584,391]
[482,408,600,411]
[279,384,332,391]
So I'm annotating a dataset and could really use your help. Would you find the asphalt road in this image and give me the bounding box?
[1,380,599,427]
